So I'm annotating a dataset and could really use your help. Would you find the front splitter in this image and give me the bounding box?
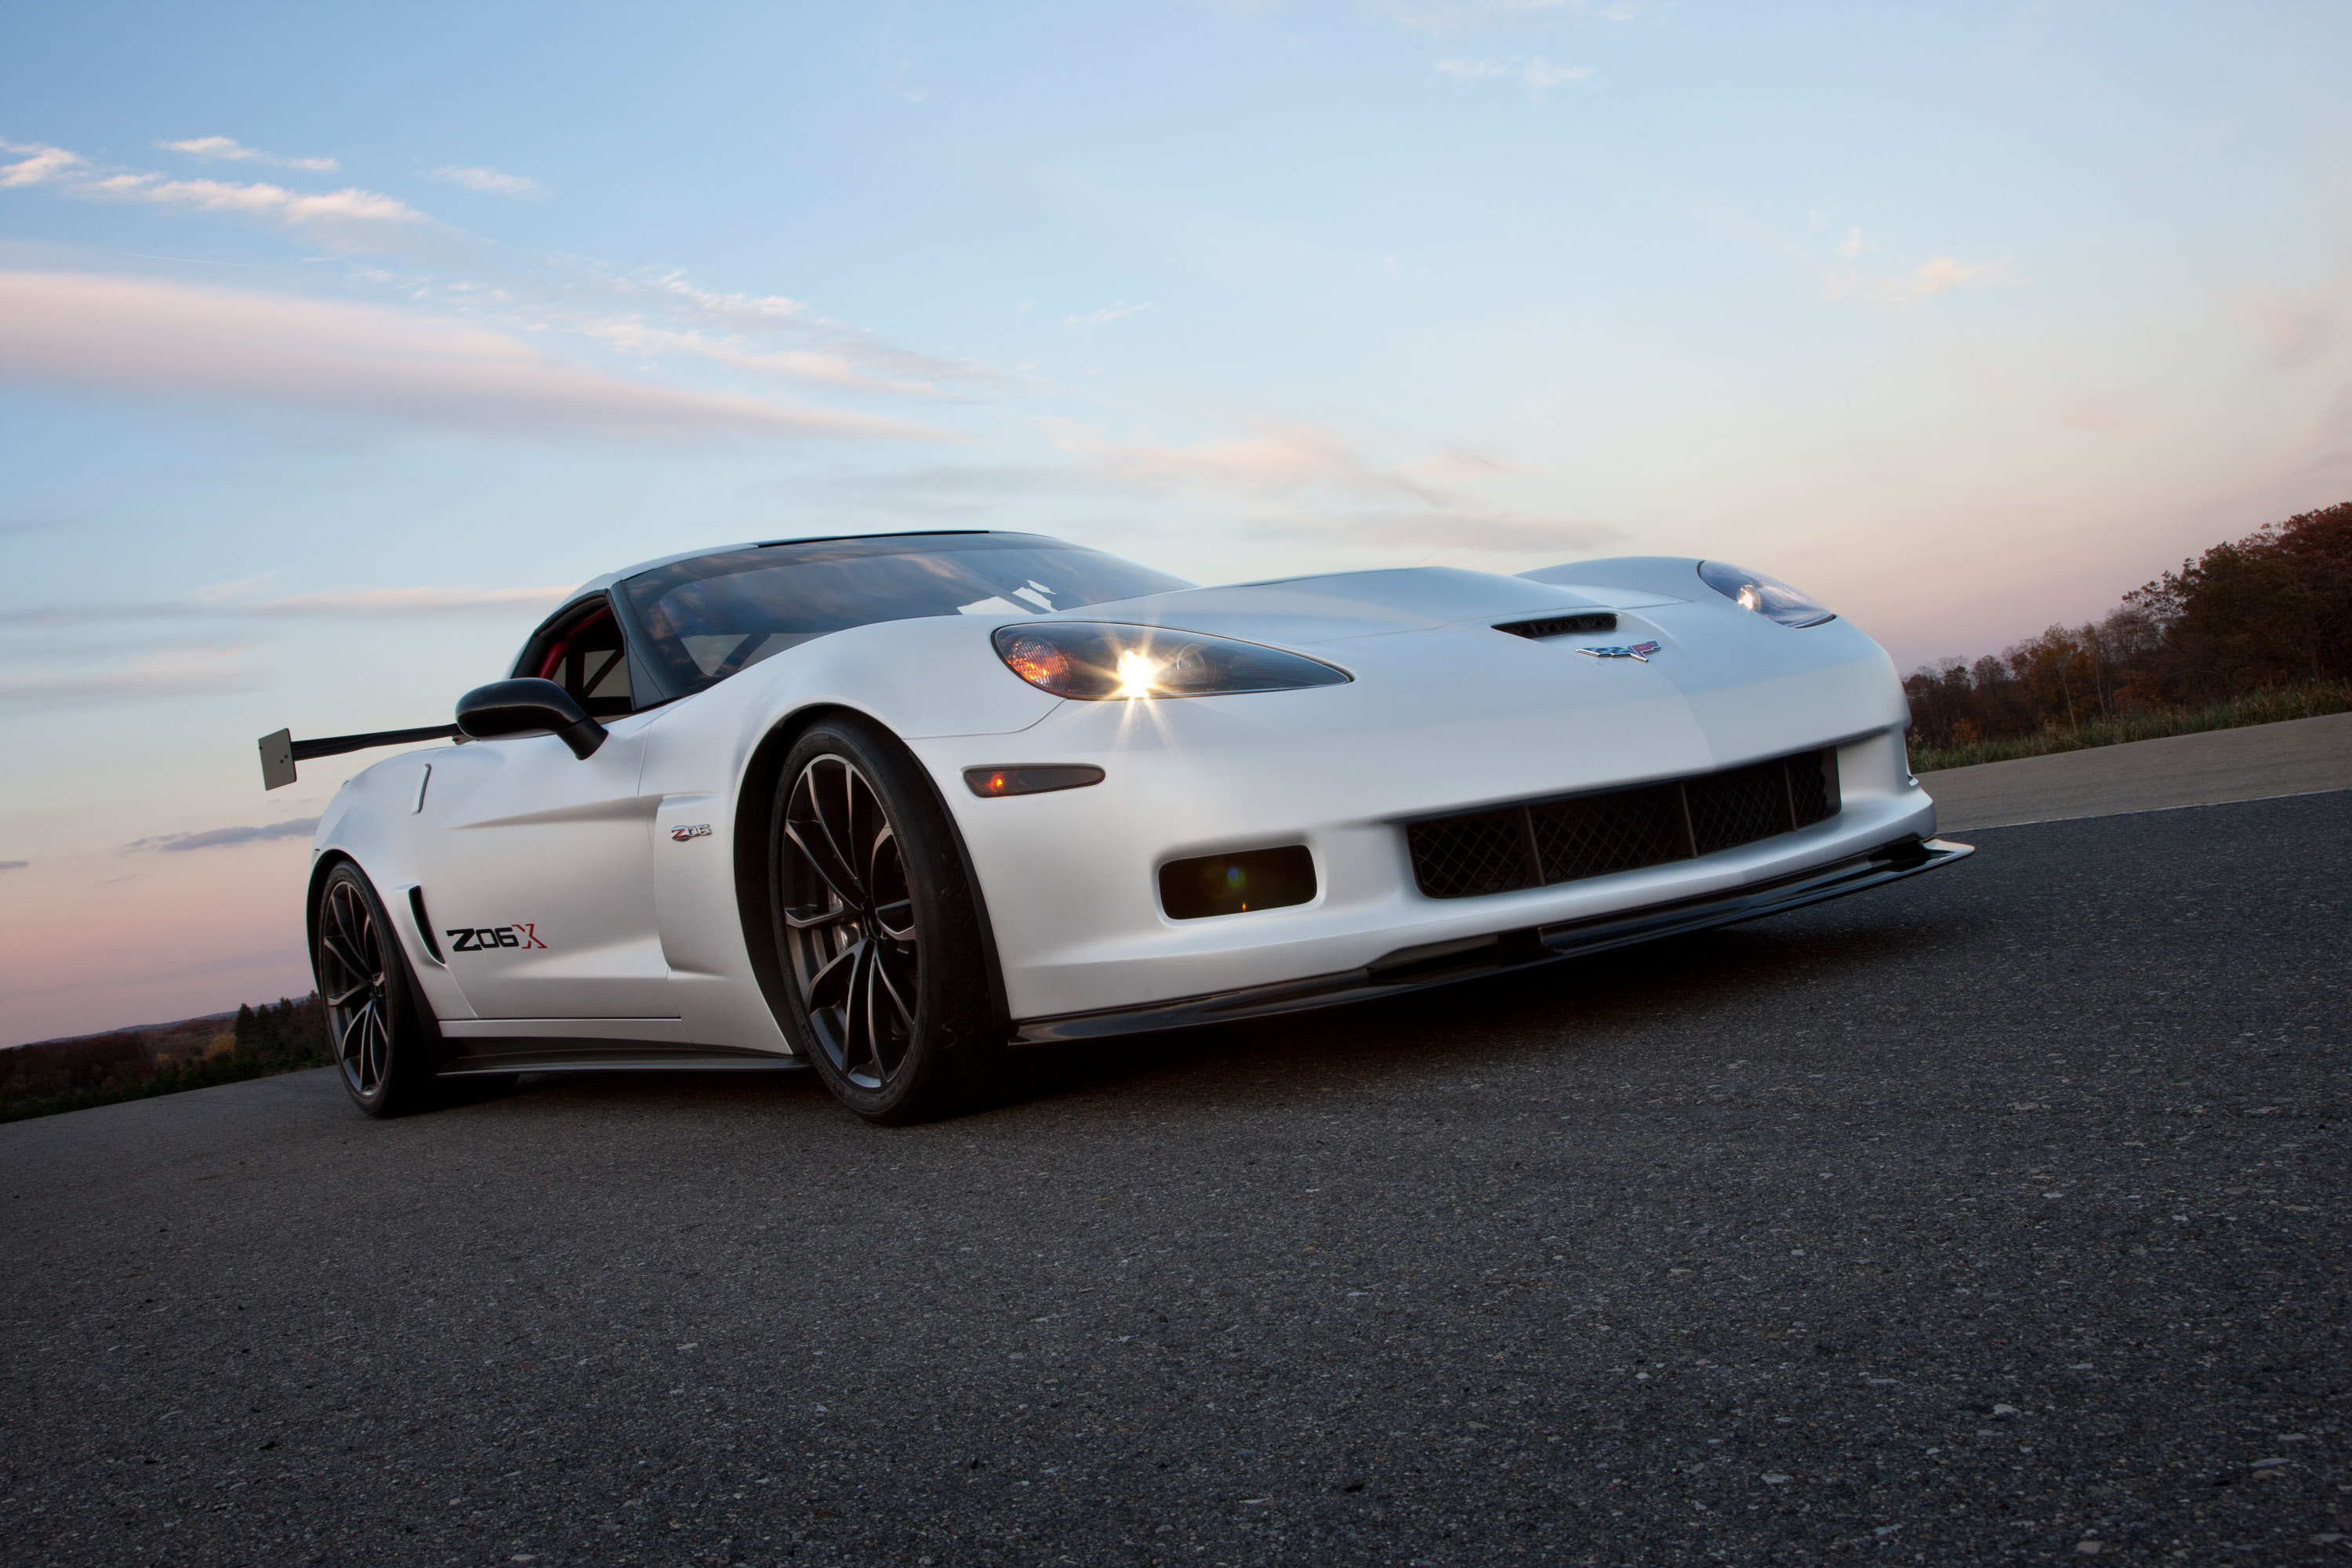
[1011,836,1974,1045]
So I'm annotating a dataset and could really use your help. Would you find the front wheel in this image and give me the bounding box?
[771,720,1007,1124]
[313,863,441,1118]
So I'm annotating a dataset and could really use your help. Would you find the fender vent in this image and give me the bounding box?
[1494,613,1617,639]
[1407,749,1840,899]
[408,886,445,963]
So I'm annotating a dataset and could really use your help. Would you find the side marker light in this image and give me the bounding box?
[964,765,1107,798]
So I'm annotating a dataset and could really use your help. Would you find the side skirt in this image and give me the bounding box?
[435,1041,810,1076]
[1011,835,1974,1045]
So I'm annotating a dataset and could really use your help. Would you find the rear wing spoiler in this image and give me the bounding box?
[258,725,459,790]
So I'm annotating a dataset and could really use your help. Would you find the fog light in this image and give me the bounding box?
[1159,844,1316,920]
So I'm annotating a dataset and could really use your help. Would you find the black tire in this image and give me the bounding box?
[312,862,442,1119]
[769,717,1008,1124]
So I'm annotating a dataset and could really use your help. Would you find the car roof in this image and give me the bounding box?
[554,529,1065,615]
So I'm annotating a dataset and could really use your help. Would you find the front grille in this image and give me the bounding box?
[1408,748,1840,899]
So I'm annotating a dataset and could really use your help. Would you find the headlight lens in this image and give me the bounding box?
[992,622,1351,700]
[1697,561,1836,628]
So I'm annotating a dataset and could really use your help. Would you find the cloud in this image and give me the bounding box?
[5,139,422,248]
[579,318,956,397]
[5,140,998,398]
[0,644,264,706]
[0,140,84,186]
[429,165,541,198]
[1434,55,1592,85]
[128,818,321,853]
[1878,255,2016,305]
[161,136,339,172]
[86,175,426,243]
[1065,301,1156,327]
[1039,418,1621,556]
[1523,57,1592,85]
[414,262,1001,396]
[0,582,575,630]
[1821,226,1866,299]
[0,861,26,872]
[0,271,953,441]
[244,586,574,615]
[1815,228,2017,307]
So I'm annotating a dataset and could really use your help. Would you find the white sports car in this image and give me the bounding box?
[265,531,1969,1123]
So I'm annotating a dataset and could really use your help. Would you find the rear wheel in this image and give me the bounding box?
[313,863,440,1118]
[771,720,1006,1124]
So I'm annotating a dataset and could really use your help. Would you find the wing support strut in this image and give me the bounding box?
[258,725,459,790]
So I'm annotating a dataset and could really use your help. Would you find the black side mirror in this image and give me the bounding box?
[455,678,607,759]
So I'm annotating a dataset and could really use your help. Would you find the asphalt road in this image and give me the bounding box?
[3,792,2348,1567]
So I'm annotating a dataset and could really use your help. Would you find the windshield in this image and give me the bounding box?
[619,533,1193,696]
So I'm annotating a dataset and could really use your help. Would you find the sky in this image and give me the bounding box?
[4,0,2350,1042]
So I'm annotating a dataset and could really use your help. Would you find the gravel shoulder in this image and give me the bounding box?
[3,791,2347,1566]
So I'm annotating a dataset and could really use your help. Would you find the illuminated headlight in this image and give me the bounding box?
[992,622,1352,700]
[1697,562,1836,629]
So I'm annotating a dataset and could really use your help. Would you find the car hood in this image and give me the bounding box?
[1039,565,1689,646]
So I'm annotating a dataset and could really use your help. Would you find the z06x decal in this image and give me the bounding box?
[445,923,548,953]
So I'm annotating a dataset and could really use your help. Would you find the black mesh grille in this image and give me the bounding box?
[1788,749,1837,827]
[1686,759,1791,856]
[1407,748,1841,898]
[1405,810,1536,899]
[1529,783,1687,883]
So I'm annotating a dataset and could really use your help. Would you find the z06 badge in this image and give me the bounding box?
[445,923,547,952]
[670,823,713,841]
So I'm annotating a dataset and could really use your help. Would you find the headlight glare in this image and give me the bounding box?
[992,622,1351,700]
[1698,561,1836,629]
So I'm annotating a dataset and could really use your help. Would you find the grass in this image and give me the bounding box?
[1909,679,2352,775]
[0,1047,328,1124]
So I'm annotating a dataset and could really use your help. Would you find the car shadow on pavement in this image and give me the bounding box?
[456,899,1964,1127]
[1005,905,1961,1116]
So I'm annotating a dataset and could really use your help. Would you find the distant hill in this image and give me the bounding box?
[2,996,326,1122]
[11,1011,239,1051]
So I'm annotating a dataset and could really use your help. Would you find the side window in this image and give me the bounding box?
[523,602,633,717]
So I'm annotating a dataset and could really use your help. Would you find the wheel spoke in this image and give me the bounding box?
[327,978,370,1008]
[808,760,867,905]
[321,935,368,981]
[873,942,917,1030]
[865,945,910,1082]
[335,1004,367,1065]
[806,937,861,1014]
[840,939,880,1083]
[365,1004,388,1091]
[782,820,861,909]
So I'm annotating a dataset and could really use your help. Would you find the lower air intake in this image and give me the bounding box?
[1407,748,1840,899]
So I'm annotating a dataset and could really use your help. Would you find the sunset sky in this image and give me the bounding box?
[5,1,2351,1041]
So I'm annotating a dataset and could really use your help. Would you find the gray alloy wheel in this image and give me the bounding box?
[313,863,438,1117]
[771,720,1006,1123]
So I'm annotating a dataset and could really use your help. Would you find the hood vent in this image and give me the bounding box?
[1495,613,1617,639]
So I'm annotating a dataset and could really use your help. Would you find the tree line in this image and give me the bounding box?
[1904,502,2352,757]
[1,995,329,1122]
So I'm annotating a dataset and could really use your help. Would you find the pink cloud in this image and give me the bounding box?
[0,271,955,441]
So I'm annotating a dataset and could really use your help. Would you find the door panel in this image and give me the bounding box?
[409,717,677,1019]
